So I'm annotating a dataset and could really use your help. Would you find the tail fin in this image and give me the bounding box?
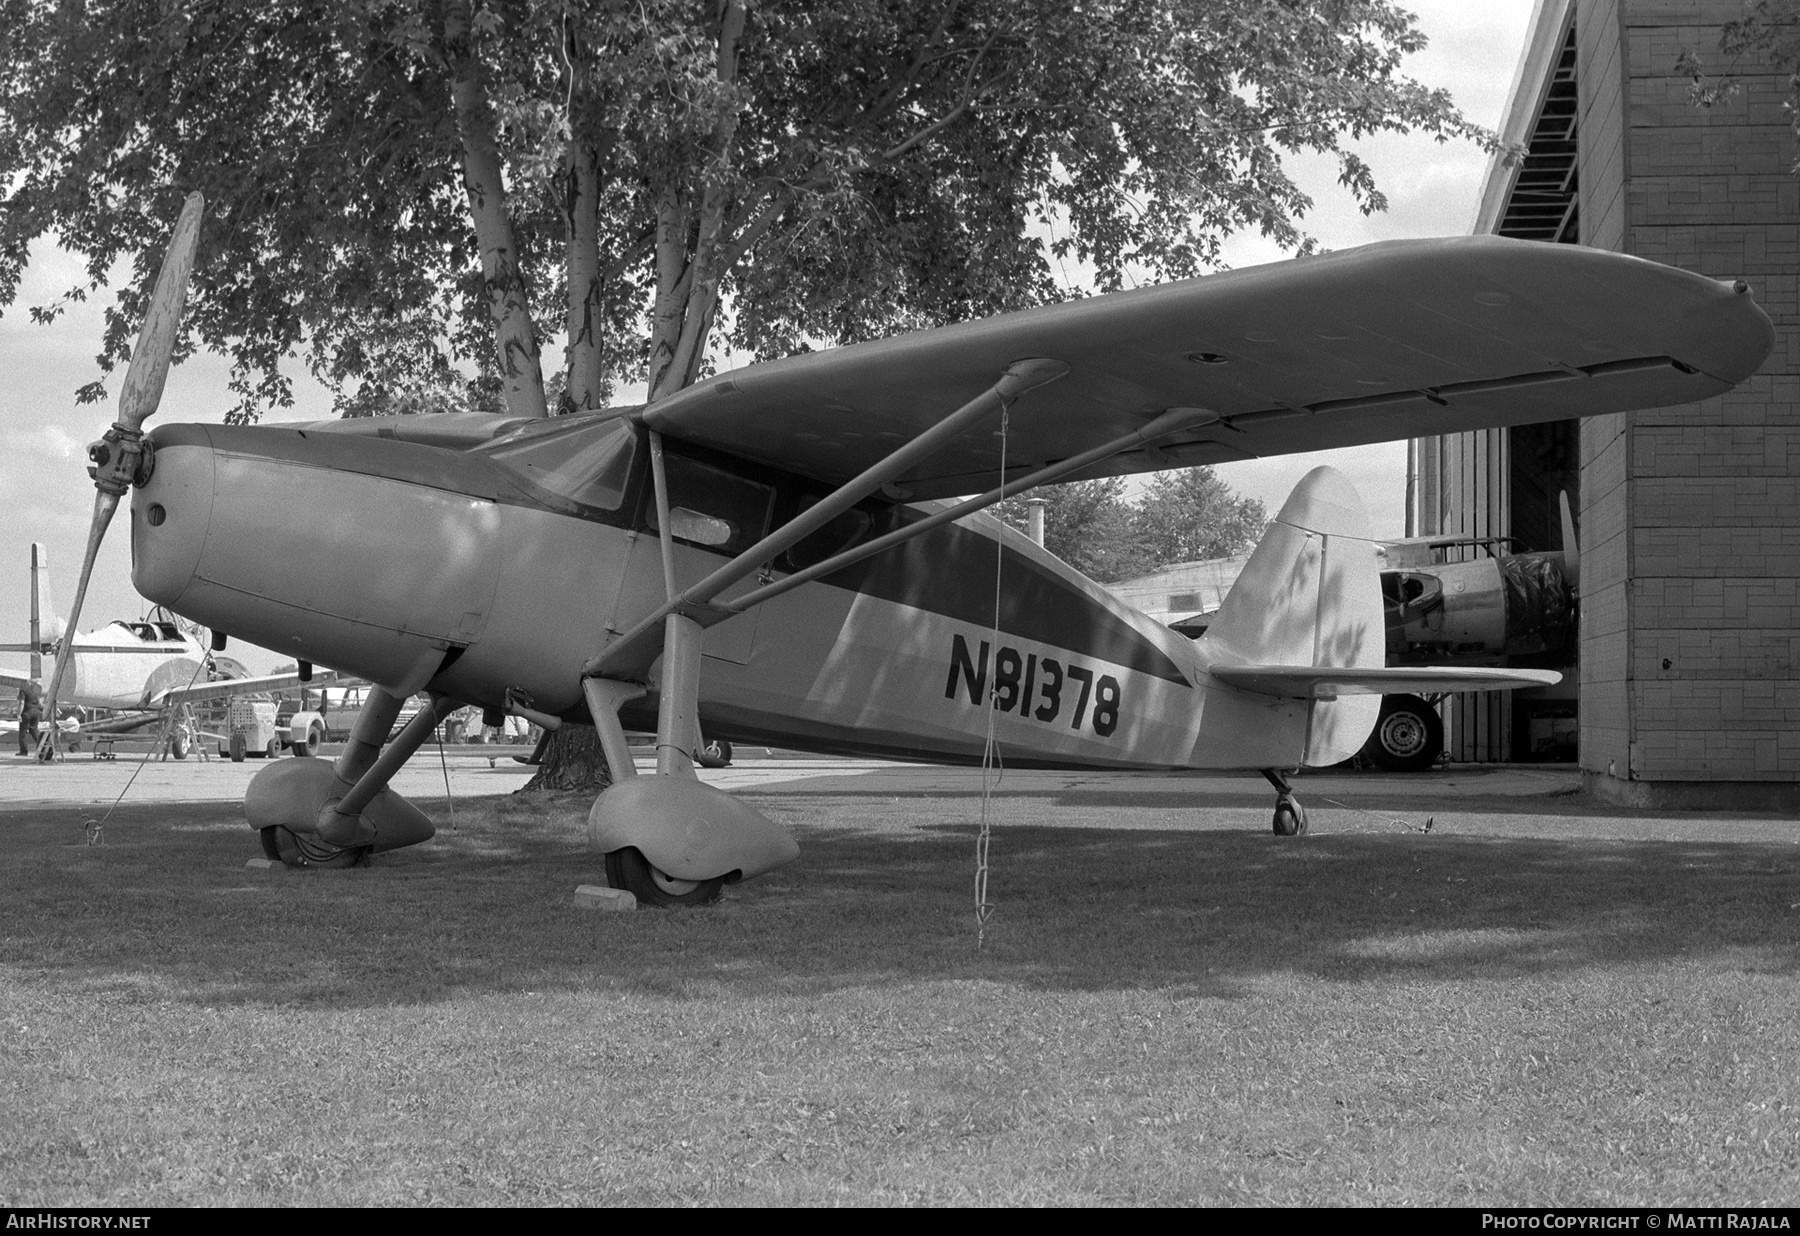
[1200,466,1384,765]
[29,542,63,682]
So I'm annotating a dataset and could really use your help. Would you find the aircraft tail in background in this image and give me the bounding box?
[2,543,65,686]
[31,542,64,681]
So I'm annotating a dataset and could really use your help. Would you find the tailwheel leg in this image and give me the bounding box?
[1261,768,1308,837]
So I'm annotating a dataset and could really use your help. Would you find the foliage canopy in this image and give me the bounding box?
[0,0,1490,420]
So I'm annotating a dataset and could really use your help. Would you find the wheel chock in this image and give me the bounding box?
[574,884,637,911]
[244,857,284,871]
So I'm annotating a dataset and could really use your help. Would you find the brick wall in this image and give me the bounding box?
[1584,0,1800,785]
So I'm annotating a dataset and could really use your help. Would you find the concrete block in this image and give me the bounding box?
[574,884,637,912]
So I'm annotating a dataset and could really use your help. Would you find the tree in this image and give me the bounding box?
[991,478,1152,583]
[4,1,1492,416]
[1131,467,1268,568]
[1678,2,1800,171]
[2,0,1488,787]
[993,467,1267,584]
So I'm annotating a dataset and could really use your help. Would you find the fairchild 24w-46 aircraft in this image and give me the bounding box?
[47,194,1773,903]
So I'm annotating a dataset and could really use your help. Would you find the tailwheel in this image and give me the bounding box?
[604,846,724,908]
[258,825,369,869]
[1272,795,1308,836]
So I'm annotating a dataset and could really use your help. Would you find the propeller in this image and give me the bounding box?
[1558,489,1581,596]
[37,193,205,759]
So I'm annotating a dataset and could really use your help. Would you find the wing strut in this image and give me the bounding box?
[587,357,1070,682]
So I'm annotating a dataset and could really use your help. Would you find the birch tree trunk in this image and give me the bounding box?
[446,0,547,420]
[563,136,605,412]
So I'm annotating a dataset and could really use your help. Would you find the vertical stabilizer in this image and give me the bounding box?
[29,542,60,682]
[1200,466,1385,765]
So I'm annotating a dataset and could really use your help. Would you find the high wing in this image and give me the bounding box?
[1212,665,1562,699]
[149,670,347,708]
[641,235,1773,500]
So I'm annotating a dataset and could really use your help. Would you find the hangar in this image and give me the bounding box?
[1414,0,1800,805]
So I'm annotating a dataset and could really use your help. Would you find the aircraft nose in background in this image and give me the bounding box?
[131,427,216,612]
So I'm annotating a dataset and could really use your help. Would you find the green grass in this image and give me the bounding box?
[1,778,1797,1205]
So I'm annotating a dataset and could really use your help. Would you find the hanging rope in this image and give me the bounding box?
[975,406,1010,950]
[436,728,458,831]
[88,652,211,839]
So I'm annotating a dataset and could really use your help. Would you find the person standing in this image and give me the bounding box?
[16,682,43,756]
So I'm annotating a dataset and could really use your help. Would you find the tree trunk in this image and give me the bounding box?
[562,137,605,412]
[446,0,548,420]
[519,724,614,795]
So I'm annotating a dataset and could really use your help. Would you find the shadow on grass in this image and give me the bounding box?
[2,792,1797,1012]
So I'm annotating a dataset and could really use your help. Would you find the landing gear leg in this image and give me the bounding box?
[246,689,457,867]
[1261,768,1309,836]
[584,615,797,905]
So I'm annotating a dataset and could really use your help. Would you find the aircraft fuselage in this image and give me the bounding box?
[132,417,1318,772]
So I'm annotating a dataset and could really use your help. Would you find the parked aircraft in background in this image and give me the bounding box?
[1,542,329,757]
[1118,494,1583,772]
[44,194,1775,901]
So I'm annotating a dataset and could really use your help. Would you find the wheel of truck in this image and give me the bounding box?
[265,736,282,759]
[299,722,321,757]
[229,733,246,762]
[1362,695,1444,773]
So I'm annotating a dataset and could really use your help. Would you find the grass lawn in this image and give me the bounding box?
[1,775,1796,1206]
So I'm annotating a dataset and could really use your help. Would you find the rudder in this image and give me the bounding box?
[1200,466,1385,765]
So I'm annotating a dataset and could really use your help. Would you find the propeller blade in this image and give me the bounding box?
[116,192,205,435]
[1559,490,1581,596]
[36,492,119,758]
[38,193,204,759]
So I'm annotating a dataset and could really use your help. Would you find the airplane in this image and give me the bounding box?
[1147,495,1583,771]
[48,193,1773,899]
[2,542,336,757]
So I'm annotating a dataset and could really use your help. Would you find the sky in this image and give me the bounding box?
[0,0,1539,677]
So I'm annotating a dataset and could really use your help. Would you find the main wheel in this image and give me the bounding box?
[229,733,246,762]
[167,731,189,761]
[604,846,724,907]
[697,736,733,769]
[1272,796,1308,836]
[259,826,369,869]
[1362,695,1444,773]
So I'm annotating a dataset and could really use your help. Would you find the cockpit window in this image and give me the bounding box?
[481,415,637,511]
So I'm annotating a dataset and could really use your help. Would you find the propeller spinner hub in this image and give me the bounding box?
[85,427,153,496]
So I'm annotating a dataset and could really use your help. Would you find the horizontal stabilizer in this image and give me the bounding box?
[1212,665,1561,699]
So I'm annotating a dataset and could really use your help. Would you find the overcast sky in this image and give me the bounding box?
[0,0,1539,676]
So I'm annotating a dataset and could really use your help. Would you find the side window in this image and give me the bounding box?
[780,497,872,571]
[649,454,774,556]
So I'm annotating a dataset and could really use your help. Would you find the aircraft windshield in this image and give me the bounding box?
[482,416,636,511]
